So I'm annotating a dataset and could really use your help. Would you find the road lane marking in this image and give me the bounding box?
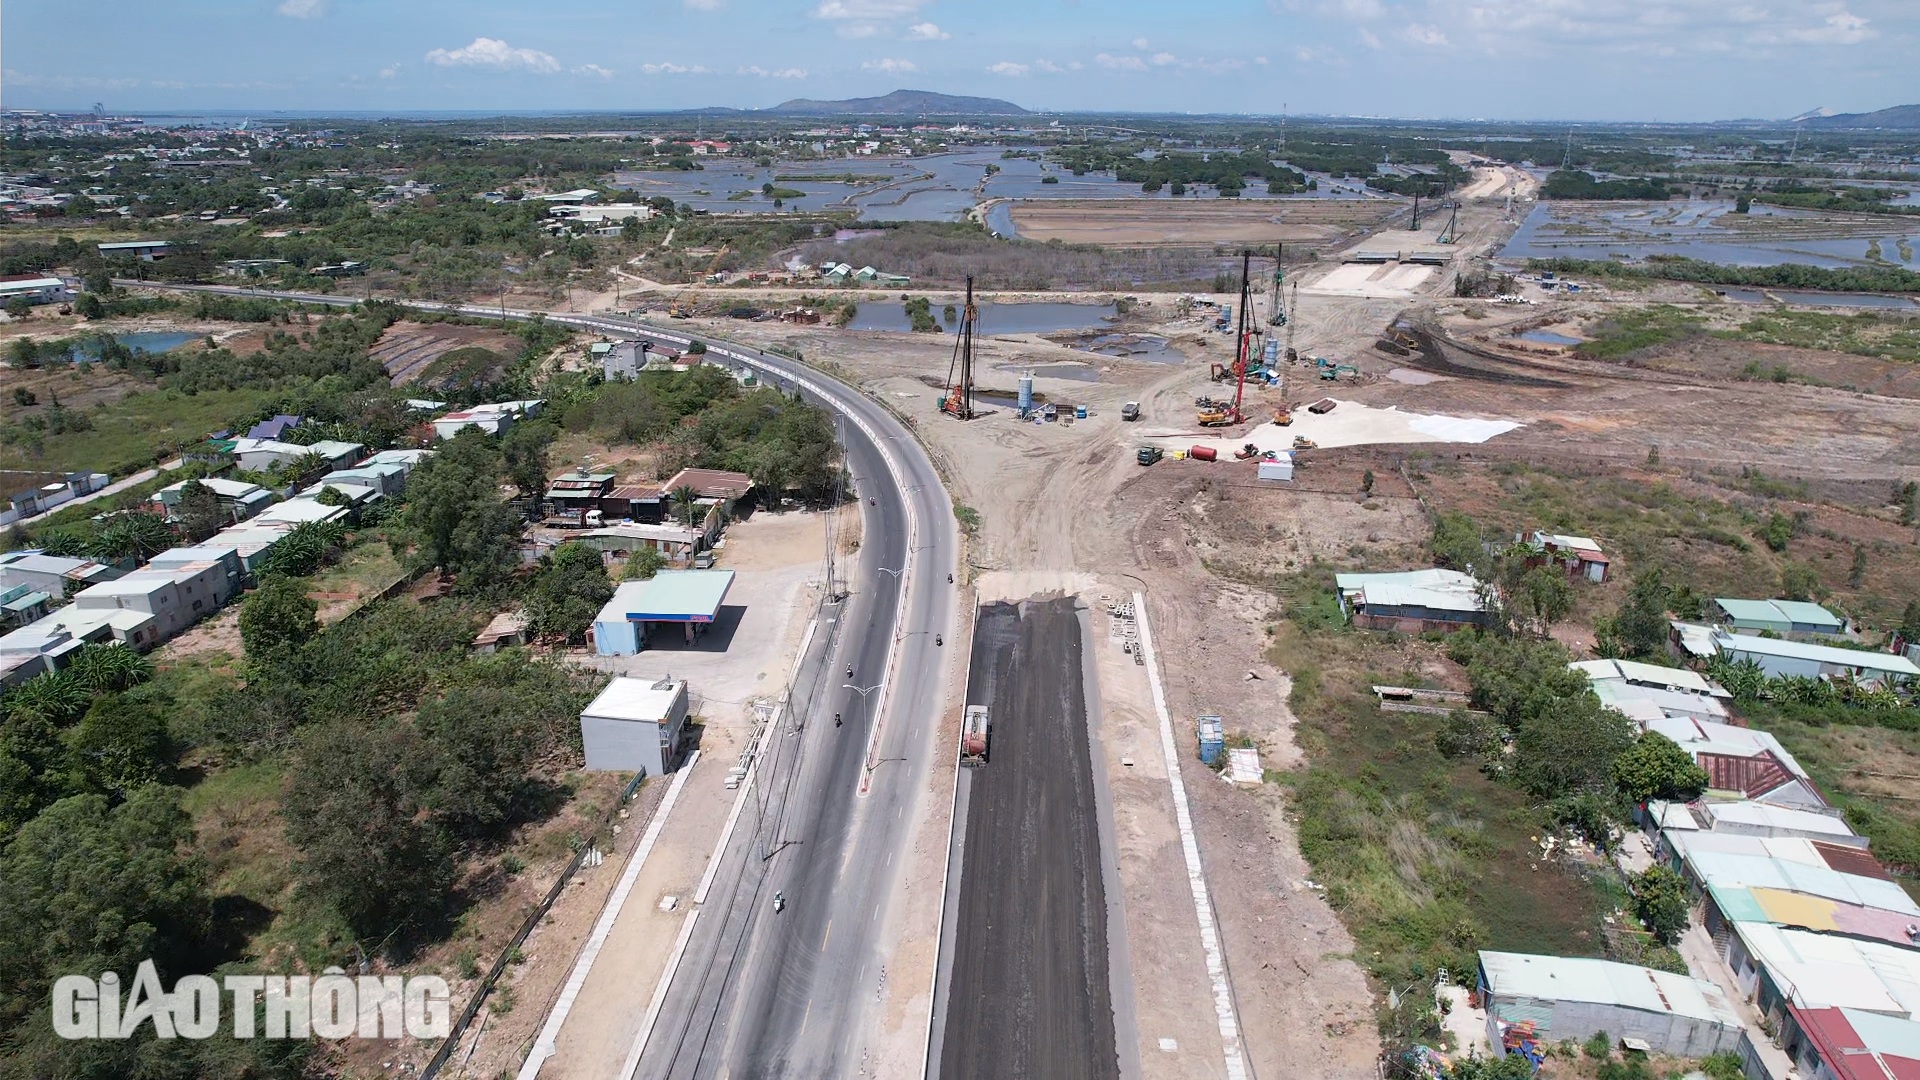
[822,919,834,951]
[516,752,702,1080]
[1136,591,1251,1080]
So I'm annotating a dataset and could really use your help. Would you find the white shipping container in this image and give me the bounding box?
[1257,457,1294,482]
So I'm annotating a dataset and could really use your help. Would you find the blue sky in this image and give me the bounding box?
[5,0,1915,122]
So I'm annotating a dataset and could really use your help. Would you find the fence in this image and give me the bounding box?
[418,769,648,1079]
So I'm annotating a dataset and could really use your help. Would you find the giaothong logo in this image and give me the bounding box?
[53,961,451,1040]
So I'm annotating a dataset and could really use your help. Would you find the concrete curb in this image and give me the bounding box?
[920,590,977,1080]
[1133,591,1250,1080]
[515,750,701,1080]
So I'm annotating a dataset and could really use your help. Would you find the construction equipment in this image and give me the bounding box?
[1319,364,1360,381]
[668,290,700,319]
[1273,404,1293,426]
[1121,401,1141,421]
[1136,446,1164,466]
[1195,251,1255,429]
[1293,435,1318,450]
[960,705,991,766]
[940,276,978,419]
[1268,243,1287,327]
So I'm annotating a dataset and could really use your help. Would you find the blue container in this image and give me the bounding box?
[1198,715,1225,765]
[1074,404,1087,419]
[1018,372,1034,414]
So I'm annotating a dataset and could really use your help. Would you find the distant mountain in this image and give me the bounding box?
[768,89,1029,117]
[1789,107,1835,121]
[1796,104,1920,129]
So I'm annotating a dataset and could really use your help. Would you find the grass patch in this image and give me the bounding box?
[0,386,271,475]
[1719,309,1920,364]
[1269,612,1613,988]
[1573,305,1704,360]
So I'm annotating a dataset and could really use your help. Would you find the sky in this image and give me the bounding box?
[3,0,1916,123]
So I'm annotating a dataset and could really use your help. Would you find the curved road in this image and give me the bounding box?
[129,282,961,1077]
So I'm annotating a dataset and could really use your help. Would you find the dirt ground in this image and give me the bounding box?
[1006,198,1398,248]
[638,173,1920,1076]
[369,320,525,386]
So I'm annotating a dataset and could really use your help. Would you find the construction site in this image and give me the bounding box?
[632,150,1920,1079]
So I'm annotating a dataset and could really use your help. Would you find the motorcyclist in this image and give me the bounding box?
[835,713,842,727]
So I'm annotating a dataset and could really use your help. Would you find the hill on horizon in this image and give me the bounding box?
[1796,103,1920,129]
[768,89,1029,117]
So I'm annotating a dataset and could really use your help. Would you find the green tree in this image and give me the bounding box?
[64,643,152,695]
[402,429,520,584]
[670,483,703,528]
[5,296,31,319]
[1611,732,1709,805]
[1429,511,1484,574]
[1518,565,1576,637]
[282,719,456,941]
[1511,691,1635,799]
[624,546,667,581]
[258,520,344,577]
[74,291,106,319]
[87,513,175,564]
[65,692,176,798]
[0,788,208,1028]
[1901,600,1920,642]
[1605,569,1672,659]
[1850,545,1869,588]
[1630,865,1692,944]
[523,542,613,645]
[500,419,556,499]
[1760,512,1793,552]
[239,574,318,673]
[173,479,227,543]
[5,336,40,368]
[1781,561,1822,602]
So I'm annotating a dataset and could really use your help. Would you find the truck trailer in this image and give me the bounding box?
[960,705,991,766]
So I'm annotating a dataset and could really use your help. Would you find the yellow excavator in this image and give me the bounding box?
[668,288,700,319]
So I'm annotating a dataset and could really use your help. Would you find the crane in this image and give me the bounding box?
[1268,244,1287,327]
[940,276,978,420]
[1198,252,1254,428]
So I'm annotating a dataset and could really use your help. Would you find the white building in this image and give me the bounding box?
[229,437,365,473]
[1573,658,1730,723]
[580,676,690,777]
[1477,951,1744,1059]
[0,274,71,305]
[0,551,123,596]
[432,400,543,439]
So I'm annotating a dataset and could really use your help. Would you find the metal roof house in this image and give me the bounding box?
[1575,658,1730,723]
[1532,531,1611,583]
[0,551,123,597]
[153,477,277,524]
[1477,951,1744,1059]
[1713,631,1920,688]
[1782,1006,1920,1080]
[1715,598,1848,639]
[0,274,71,304]
[1727,922,1920,1025]
[1334,568,1487,633]
[579,676,690,777]
[1647,715,1825,808]
[592,570,736,654]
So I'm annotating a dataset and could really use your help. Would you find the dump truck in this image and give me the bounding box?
[1121,401,1141,421]
[960,705,991,766]
[1136,445,1164,466]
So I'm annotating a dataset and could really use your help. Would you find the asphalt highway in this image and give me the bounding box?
[939,599,1118,1080]
[131,282,961,1077]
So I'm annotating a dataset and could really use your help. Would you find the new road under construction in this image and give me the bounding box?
[934,598,1124,1080]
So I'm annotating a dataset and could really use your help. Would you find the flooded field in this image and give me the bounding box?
[1501,199,1920,269]
[1719,287,1918,309]
[618,147,1387,227]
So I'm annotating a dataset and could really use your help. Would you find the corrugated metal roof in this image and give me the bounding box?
[1772,599,1845,626]
[1699,751,1798,800]
[1478,951,1739,1026]
[1717,598,1791,625]
[1736,923,1920,1016]
[1715,633,1920,675]
[1685,851,1920,914]
[1791,1007,1920,1080]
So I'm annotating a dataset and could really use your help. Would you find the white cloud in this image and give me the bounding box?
[1791,9,1874,43]
[685,0,725,8]
[739,65,807,77]
[988,61,1031,76]
[276,0,328,17]
[862,57,919,73]
[1096,52,1149,71]
[1150,51,1178,66]
[814,0,927,18]
[908,22,950,39]
[1357,26,1381,47]
[641,61,710,75]
[574,64,616,78]
[773,68,808,78]
[1401,23,1449,45]
[1131,37,1150,50]
[379,64,401,79]
[838,23,882,38]
[424,37,562,74]
[1033,59,1065,72]
[1255,55,1269,64]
